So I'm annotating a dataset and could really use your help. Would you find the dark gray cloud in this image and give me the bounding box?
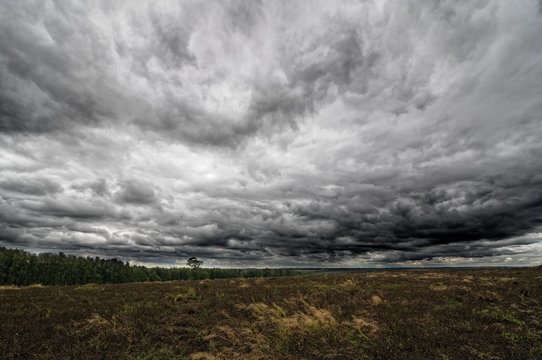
[1,0,542,267]
[115,179,158,205]
[0,177,62,196]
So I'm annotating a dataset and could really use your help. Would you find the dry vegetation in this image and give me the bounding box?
[1,268,541,359]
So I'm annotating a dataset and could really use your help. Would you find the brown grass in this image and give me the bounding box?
[1,268,541,360]
[371,294,384,305]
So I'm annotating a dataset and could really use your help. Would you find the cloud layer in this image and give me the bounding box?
[1,0,542,266]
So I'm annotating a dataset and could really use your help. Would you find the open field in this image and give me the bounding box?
[1,268,541,360]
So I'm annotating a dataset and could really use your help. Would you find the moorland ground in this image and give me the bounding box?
[1,268,541,360]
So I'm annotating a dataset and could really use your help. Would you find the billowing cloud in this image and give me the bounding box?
[115,179,157,205]
[1,0,541,266]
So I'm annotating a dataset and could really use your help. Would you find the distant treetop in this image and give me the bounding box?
[187,257,203,269]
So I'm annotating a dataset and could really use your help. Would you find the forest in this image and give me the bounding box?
[0,247,296,286]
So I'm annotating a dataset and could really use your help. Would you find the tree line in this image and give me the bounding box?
[0,247,297,286]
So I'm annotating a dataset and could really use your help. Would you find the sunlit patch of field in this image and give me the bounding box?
[1,268,541,360]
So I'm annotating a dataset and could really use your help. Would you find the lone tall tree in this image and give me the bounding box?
[187,257,203,269]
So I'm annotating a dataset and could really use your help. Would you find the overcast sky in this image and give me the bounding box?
[1,0,542,267]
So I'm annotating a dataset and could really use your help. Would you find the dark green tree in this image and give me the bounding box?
[186,257,203,269]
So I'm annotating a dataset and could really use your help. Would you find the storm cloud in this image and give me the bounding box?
[1,0,541,267]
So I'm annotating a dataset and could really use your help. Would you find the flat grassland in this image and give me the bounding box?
[1,268,541,360]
